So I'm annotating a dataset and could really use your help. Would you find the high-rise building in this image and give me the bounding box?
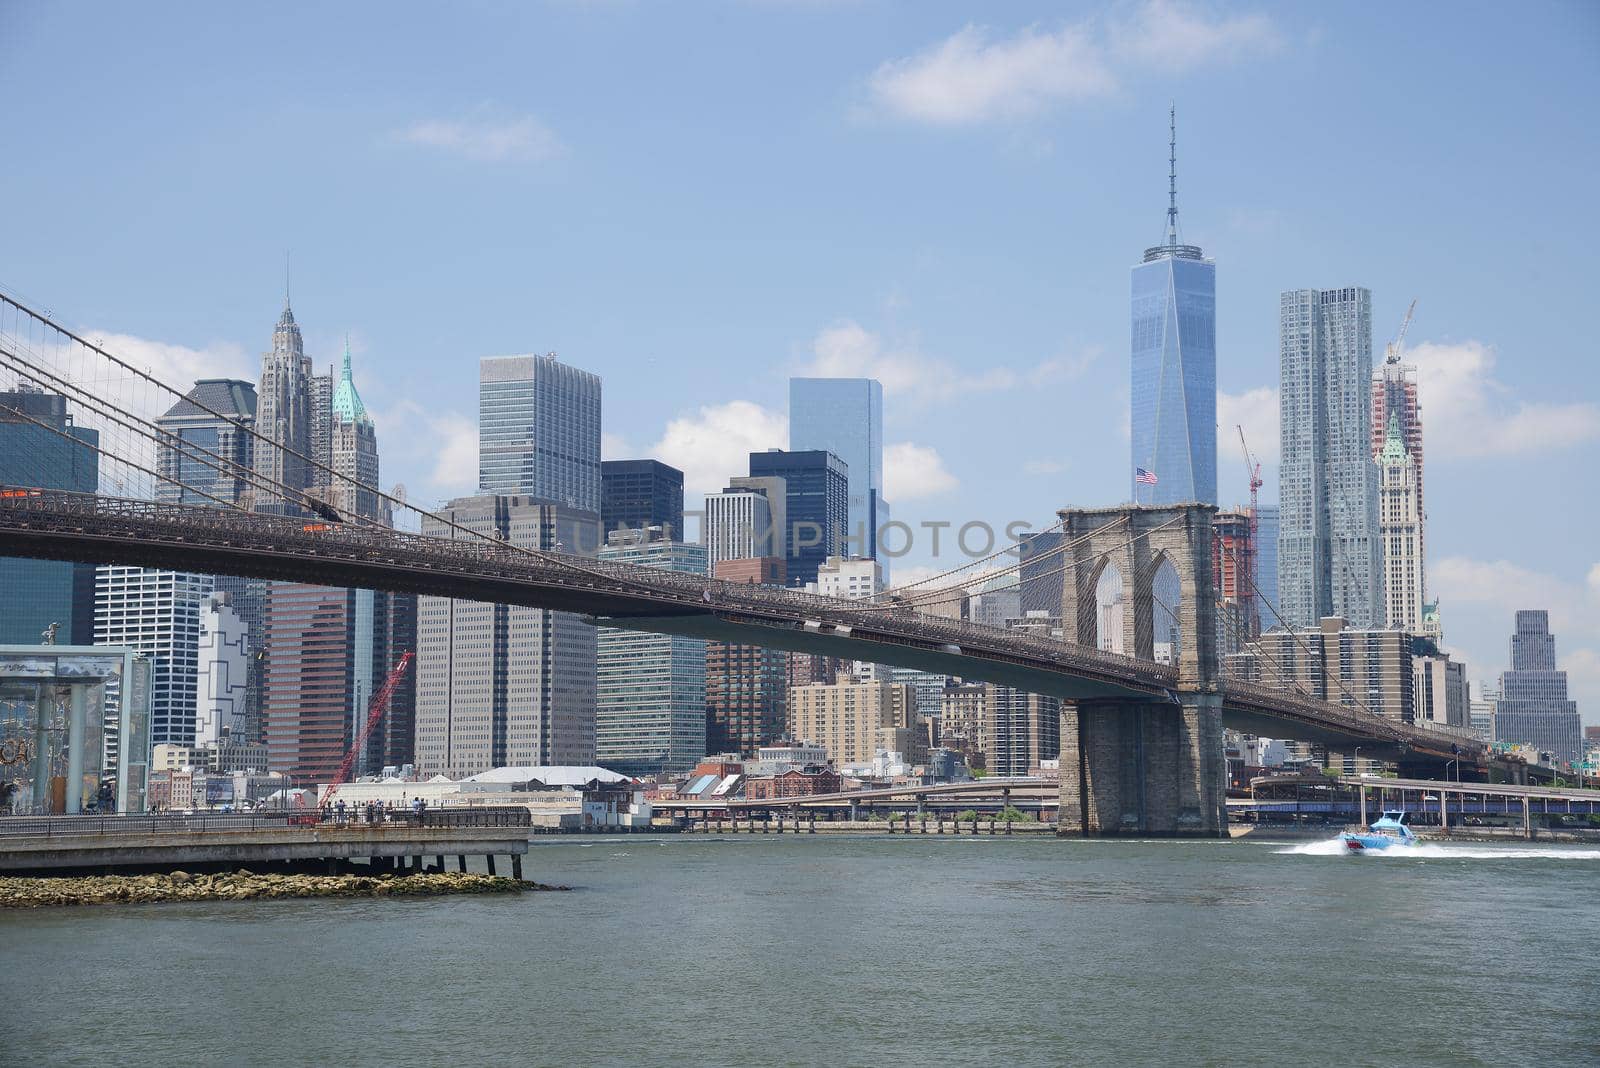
[1130,109,1216,507]
[705,557,789,756]
[261,582,417,785]
[601,459,684,540]
[789,679,916,767]
[95,567,214,747]
[987,686,1060,778]
[939,681,990,770]
[193,591,248,747]
[1018,531,1065,617]
[415,495,600,776]
[971,574,1021,629]
[326,339,390,525]
[1494,610,1581,764]
[1371,323,1424,531]
[253,301,317,510]
[1223,616,1412,772]
[1278,287,1382,628]
[747,449,848,588]
[0,386,99,645]
[810,556,883,602]
[595,530,708,777]
[1470,681,1498,741]
[789,377,887,567]
[1413,648,1468,731]
[479,354,602,511]
[704,484,778,571]
[156,379,257,506]
[1253,505,1280,622]
[1377,413,1424,632]
[1212,509,1257,654]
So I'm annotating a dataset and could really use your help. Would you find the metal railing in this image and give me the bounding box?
[0,806,531,838]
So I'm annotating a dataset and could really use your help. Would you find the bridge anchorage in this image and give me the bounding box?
[1057,504,1225,837]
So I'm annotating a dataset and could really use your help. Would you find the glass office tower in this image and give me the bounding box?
[0,388,100,645]
[1130,111,1216,507]
[479,354,602,512]
[747,449,848,588]
[789,378,885,564]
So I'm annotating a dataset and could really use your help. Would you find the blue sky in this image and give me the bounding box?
[3,1,1598,720]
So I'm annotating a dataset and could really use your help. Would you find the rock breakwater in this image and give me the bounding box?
[0,869,567,908]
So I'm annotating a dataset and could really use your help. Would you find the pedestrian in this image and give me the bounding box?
[336,798,347,824]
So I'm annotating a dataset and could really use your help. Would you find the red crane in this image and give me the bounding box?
[321,651,414,810]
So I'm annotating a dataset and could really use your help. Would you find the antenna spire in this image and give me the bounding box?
[1167,103,1179,246]
[284,250,292,311]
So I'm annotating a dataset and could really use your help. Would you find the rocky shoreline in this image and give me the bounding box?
[0,869,568,908]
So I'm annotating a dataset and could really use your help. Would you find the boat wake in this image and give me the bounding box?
[1275,837,1600,860]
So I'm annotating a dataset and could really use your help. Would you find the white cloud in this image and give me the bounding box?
[397,113,564,163]
[1218,385,1279,464]
[866,23,1116,125]
[801,320,1073,407]
[601,432,632,461]
[865,3,1281,125]
[884,441,958,500]
[371,400,478,506]
[1407,339,1600,459]
[81,330,254,420]
[1108,0,1282,72]
[1590,562,1600,597]
[647,400,788,496]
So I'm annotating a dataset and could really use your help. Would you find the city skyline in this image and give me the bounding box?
[2,2,1596,721]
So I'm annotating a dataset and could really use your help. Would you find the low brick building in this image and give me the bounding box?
[744,767,841,800]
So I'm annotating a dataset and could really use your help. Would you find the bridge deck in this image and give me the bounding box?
[0,489,1490,761]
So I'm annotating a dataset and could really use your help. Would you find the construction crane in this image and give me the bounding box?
[320,651,414,811]
[1236,425,1264,634]
[1236,425,1262,518]
[1384,298,1417,365]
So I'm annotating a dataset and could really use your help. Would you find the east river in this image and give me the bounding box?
[6,834,1598,1066]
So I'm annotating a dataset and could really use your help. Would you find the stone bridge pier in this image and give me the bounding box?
[1056,504,1226,837]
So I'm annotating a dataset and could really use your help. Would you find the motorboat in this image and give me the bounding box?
[1342,810,1417,852]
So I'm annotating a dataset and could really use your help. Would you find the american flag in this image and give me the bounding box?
[1135,467,1158,485]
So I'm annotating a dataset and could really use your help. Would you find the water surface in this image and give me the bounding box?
[6,834,1596,1066]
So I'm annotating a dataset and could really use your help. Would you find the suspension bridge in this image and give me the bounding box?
[0,288,1503,837]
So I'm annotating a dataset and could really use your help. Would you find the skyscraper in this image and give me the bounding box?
[326,339,389,524]
[156,379,257,506]
[415,495,600,776]
[595,530,708,776]
[479,354,602,511]
[253,300,317,510]
[747,449,849,587]
[1494,610,1581,764]
[706,557,789,756]
[789,377,887,565]
[601,459,684,540]
[95,567,214,747]
[0,386,99,645]
[1278,287,1382,629]
[704,482,779,571]
[1377,414,1424,632]
[1130,108,1216,506]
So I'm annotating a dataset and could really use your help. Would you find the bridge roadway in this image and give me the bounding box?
[0,811,532,873]
[0,489,1483,765]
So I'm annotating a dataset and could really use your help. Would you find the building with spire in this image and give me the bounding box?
[1130,106,1216,507]
[252,299,329,512]
[327,338,390,525]
[1377,412,1424,633]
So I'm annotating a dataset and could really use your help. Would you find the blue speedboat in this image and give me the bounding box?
[1342,810,1417,852]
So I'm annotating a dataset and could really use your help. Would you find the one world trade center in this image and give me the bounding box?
[1130,108,1216,507]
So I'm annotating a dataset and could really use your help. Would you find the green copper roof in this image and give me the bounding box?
[331,335,371,427]
[1378,411,1407,464]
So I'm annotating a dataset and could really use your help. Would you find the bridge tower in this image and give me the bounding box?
[1055,504,1225,837]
